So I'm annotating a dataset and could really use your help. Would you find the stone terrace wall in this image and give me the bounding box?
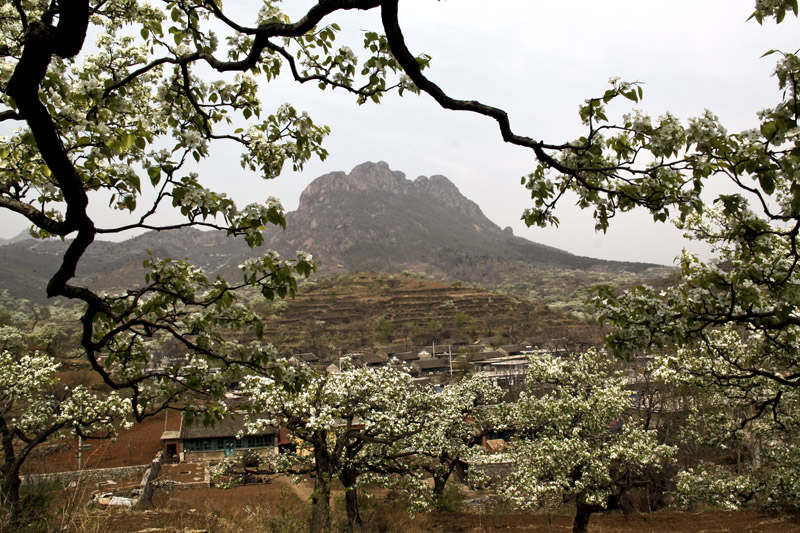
[22,464,149,487]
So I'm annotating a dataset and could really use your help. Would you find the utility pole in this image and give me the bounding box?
[449,344,453,378]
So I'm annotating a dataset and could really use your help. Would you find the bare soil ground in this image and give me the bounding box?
[54,486,800,533]
[421,509,800,532]
[24,410,178,475]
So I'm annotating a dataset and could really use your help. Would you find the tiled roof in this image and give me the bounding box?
[180,413,278,439]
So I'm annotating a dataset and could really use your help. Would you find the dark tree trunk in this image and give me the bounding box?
[572,499,603,533]
[0,466,21,519]
[0,421,21,521]
[309,471,332,533]
[433,474,448,497]
[0,453,23,529]
[432,456,460,498]
[1,419,63,526]
[343,480,361,530]
[341,465,362,530]
[309,434,333,533]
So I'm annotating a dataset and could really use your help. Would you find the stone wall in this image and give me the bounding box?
[470,461,515,482]
[22,464,150,487]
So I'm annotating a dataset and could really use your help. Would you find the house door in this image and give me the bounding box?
[165,443,177,463]
[224,438,236,456]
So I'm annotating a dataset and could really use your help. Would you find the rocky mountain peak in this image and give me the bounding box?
[413,173,482,216]
[298,161,488,223]
[0,161,661,303]
[298,161,405,208]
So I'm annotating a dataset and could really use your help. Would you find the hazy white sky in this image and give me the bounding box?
[2,1,799,265]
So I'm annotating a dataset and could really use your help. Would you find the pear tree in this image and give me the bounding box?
[0,349,128,522]
[502,349,674,533]
[402,373,503,502]
[241,361,431,532]
[566,2,800,511]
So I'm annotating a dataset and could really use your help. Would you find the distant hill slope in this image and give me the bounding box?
[0,228,31,247]
[0,161,669,303]
[256,271,604,356]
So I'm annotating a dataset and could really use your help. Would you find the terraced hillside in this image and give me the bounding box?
[257,272,603,356]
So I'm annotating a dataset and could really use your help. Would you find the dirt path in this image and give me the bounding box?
[276,474,315,501]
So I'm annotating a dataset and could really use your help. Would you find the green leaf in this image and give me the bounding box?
[147,166,161,186]
[791,187,800,213]
[758,174,776,195]
[761,121,778,138]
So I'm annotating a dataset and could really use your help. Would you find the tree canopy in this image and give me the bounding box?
[0,0,429,417]
[502,349,674,533]
[0,348,128,520]
[575,0,800,514]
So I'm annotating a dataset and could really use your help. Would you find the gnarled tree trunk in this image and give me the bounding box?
[572,497,604,533]
[341,469,361,531]
[309,432,334,533]
[134,452,163,510]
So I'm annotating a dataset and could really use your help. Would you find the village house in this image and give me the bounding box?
[287,352,320,366]
[474,354,531,388]
[393,351,420,363]
[356,353,387,368]
[161,412,282,463]
[497,344,527,356]
[412,357,448,376]
[375,345,407,358]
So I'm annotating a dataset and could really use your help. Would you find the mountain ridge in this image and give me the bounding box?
[0,161,666,303]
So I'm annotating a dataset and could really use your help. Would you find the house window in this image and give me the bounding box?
[184,438,217,451]
[243,435,274,448]
[183,435,274,451]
